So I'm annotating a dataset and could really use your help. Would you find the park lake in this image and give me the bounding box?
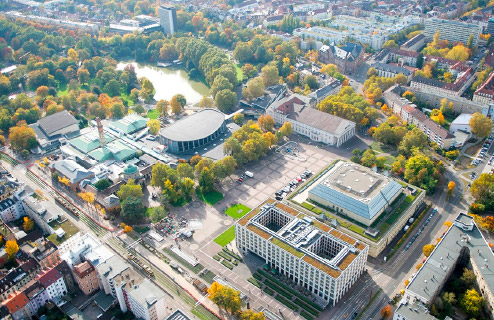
[116,62,210,104]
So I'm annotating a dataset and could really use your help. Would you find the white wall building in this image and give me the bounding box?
[424,18,481,47]
[449,113,473,134]
[267,94,355,147]
[235,200,368,306]
[159,5,177,35]
[38,268,68,300]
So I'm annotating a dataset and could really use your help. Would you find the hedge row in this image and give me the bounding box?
[275,295,298,311]
[221,260,234,269]
[295,299,319,317]
[300,311,314,320]
[258,270,322,311]
[264,287,275,296]
[248,277,262,288]
[213,255,221,261]
[263,278,293,300]
[222,248,242,261]
[253,273,262,281]
[218,251,232,261]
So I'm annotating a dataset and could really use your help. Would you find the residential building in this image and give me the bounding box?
[59,233,114,269]
[0,261,40,301]
[235,199,368,306]
[54,261,75,293]
[487,18,494,36]
[37,267,68,300]
[404,213,494,316]
[0,197,25,223]
[22,280,49,317]
[308,78,341,104]
[22,196,58,234]
[97,254,166,320]
[29,110,80,153]
[473,71,494,104]
[399,34,426,51]
[410,67,475,98]
[267,94,356,147]
[0,180,20,202]
[73,261,99,295]
[371,62,413,82]
[159,5,177,35]
[319,43,365,74]
[239,84,287,114]
[308,162,403,226]
[1,292,30,320]
[449,113,473,134]
[424,18,481,47]
[384,86,455,149]
[166,309,192,320]
[20,240,60,270]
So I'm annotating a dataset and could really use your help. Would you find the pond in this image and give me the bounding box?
[117,62,210,104]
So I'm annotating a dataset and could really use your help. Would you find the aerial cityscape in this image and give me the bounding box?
[0,0,493,319]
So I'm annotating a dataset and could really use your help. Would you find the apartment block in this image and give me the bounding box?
[235,199,368,306]
[73,261,99,295]
[424,18,481,47]
[473,71,494,105]
[159,5,177,35]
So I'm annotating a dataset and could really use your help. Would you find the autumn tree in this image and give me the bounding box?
[9,123,37,152]
[240,310,265,320]
[147,119,160,135]
[430,109,445,125]
[215,89,237,112]
[398,127,427,157]
[156,99,169,116]
[199,96,214,109]
[279,121,293,137]
[257,114,275,132]
[382,39,398,49]
[471,173,494,209]
[380,305,392,319]
[447,181,456,199]
[170,96,182,115]
[423,244,435,257]
[470,113,493,138]
[233,113,244,126]
[242,77,265,100]
[124,225,133,233]
[460,289,484,316]
[23,216,34,232]
[261,65,279,87]
[5,240,19,258]
[208,282,241,314]
[199,167,215,193]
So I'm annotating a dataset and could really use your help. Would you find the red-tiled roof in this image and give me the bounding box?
[38,267,62,288]
[74,261,95,279]
[2,291,29,314]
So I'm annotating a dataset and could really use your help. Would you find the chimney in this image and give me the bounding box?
[96,117,106,148]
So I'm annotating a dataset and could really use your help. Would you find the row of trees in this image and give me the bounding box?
[208,282,265,319]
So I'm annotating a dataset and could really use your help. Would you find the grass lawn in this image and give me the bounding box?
[370,141,384,153]
[213,226,235,246]
[235,64,244,82]
[57,83,69,97]
[225,204,251,219]
[47,220,80,245]
[196,188,223,205]
[147,109,158,119]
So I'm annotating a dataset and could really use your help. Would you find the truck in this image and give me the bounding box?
[244,171,254,178]
[193,279,208,293]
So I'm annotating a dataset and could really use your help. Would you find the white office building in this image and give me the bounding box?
[235,200,368,306]
[159,5,177,35]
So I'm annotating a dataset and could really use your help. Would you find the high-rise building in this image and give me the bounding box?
[159,5,177,35]
[424,18,481,47]
[487,18,494,37]
[235,199,368,306]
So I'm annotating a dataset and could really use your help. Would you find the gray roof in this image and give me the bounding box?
[406,213,494,304]
[37,110,78,137]
[96,254,129,280]
[166,310,193,320]
[51,159,94,184]
[372,62,412,76]
[0,197,16,211]
[128,278,166,308]
[160,109,225,142]
[309,162,403,221]
[394,301,437,320]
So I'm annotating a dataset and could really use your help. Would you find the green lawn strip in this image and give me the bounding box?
[200,270,216,284]
[225,204,251,219]
[263,278,292,299]
[217,251,232,261]
[264,287,275,296]
[162,247,205,274]
[47,220,80,246]
[271,238,304,257]
[221,260,234,269]
[213,226,235,246]
[275,295,299,312]
[258,270,322,311]
[300,311,314,320]
[145,207,155,217]
[213,255,221,261]
[248,277,262,288]
[196,188,224,205]
[294,299,319,317]
[147,109,158,119]
[235,64,244,81]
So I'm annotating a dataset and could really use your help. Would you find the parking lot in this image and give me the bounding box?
[470,135,494,167]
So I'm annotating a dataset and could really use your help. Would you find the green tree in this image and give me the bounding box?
[261,65,279,87]
[156,99,169,116]
[199,96,214,108]
[177,163,194,179]
[133,105,145,115]
[94,179,111,191]
[199,167,214,193]
[242,77,265,100]
[151,163,169,189]
[302,74,318,90]
[470,113,493,138]
[110,102,125,119]
[77,68,90,85]
[460,289,483,316]
[398,127,428,157]
[360,149,376,167]
[404,153,441,194]
[210,75,234,99]
[382,40,398,49]
[233,42,254,62]
[104,79,122,97]
[121,196,146,223]
[215,89,237,112]
[117,179,143,202]
[461,268,476,288]
[151,206,167,223]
